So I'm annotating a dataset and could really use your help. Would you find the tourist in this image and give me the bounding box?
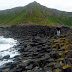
[56,25,61,36]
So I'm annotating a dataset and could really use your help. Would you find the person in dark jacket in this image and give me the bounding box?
[56,25,61,36]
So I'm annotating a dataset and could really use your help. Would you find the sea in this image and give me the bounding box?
[0,36,19,66]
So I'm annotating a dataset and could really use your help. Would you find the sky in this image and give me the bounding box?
[0,0,72,12]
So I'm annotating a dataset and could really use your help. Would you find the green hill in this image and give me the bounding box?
[0,1,72,26]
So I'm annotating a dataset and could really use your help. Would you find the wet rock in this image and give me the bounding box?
[0,55,3,60]
[48,58,54,62]
[63,67,72,72]
[47,62,54,67]
[0,64,8,69]
[55,62,61,68]
[53,68,61,72]
[5,62,12,66]
[68,58,72,61]
[27,70,32,72]
[40,54,50,61]
[32,66,42,72]
[51,53,59,59]
[15,68,22,72]
[9,69,15,72]
[3,55,10,59]
[43,67,52,72]
[14,55,19,58]
[3,68,9,72]
[49,51,57,55]
[30,43,37,47]
[22,60,30,67]
[26,64,33,70]
[0,69,2,72]
[9,63,17,69]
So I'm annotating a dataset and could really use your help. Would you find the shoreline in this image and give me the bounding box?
[0,25,72,72]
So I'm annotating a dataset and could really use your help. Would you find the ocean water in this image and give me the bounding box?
[0,36,19,66]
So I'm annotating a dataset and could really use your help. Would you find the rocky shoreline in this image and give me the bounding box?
[0,25,72,72]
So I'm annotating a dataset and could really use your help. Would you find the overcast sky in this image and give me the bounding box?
[0,0,72,12]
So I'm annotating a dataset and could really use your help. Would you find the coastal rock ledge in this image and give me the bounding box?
[0,25,72,72]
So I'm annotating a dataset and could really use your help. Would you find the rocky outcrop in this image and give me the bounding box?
[0,25,72,72]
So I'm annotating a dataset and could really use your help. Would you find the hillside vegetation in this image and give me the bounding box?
[0,1,72,26]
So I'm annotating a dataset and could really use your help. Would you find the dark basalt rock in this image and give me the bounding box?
[63,67,72,72]
[25,64,33,70]
[3,55,10,59]
[0,25,72,72]
[55,62,61,68]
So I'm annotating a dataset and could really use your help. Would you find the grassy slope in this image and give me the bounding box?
[0,2,72,26]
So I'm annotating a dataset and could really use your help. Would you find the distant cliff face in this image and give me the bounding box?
[0,1,72,26]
